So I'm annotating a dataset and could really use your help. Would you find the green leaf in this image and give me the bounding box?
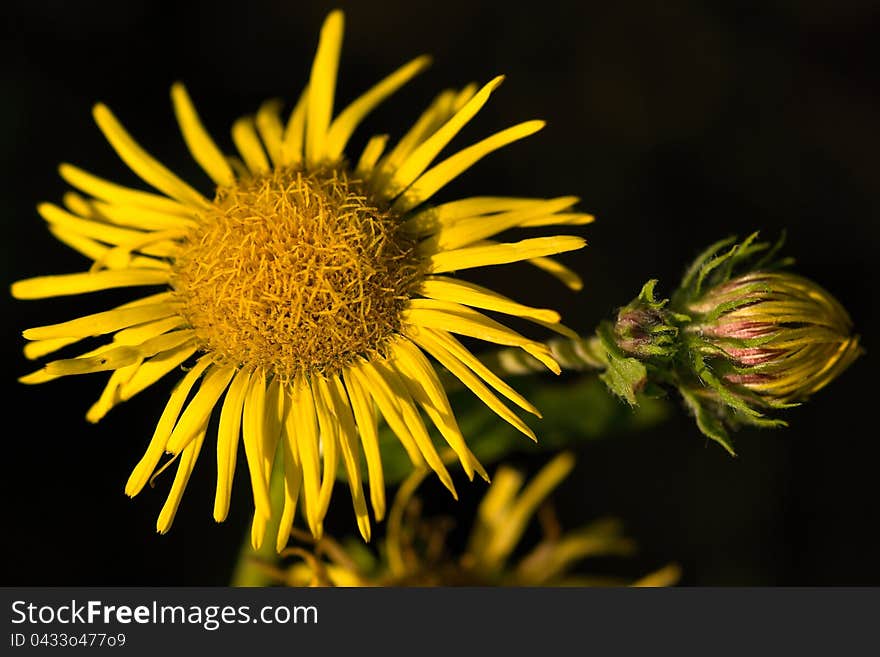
[376,374,671,485]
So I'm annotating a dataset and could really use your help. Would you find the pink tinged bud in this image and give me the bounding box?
[723,371,775,386]
[706,320,776,341]
[688,272,861,404]
[723,347,783,367]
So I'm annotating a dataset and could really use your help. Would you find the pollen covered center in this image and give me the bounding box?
[172,167,421,379]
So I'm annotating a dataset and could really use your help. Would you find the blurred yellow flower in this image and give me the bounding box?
[256,453,679,587]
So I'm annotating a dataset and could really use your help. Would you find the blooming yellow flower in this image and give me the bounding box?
[12,11,590,550]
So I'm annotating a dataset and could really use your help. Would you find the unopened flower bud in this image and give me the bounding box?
[612,281,679,360]
[683,271,860,406]
[596,233,862,454]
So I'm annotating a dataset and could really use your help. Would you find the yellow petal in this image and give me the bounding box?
[371,89,456,189]
[483,452,575,564]
[324,564,365,587]
[305,10,344,165]
[21,337,122,385]
[116,290,174,307]
[386,467,431,577]
[260,377,284,489]
[468,465,523,560]
[46,346,141,376]
[118,342,198,402]
[384,76,504,199]
[12,269,169,299]
[390,338,488,482]
[281,85,308,166]
[403,196,551,237]
[23,293,176,362]
[251,511,270,553]
[24,336,80,360]
[226,155,249,178]
[251,378,284,549]
[213,367,252,522]
[290,374,323,538]
[409,328,537,440]
[275,417,304,553]
[156,424,207,534]
[632,564,683,587]
[242,370,272,523]
[165,364,235,455]
[125,354,213,497]
[346,362,424,470]
[428,236,585,274]
[18,369,62,385]
[452,83,479,110]
[419,276,561,323]
[324,375,371,541]
[324,55,432,160]
[354,134,388,178]
[525,254,584,291]
[37,203,178,257]
[59,163,193,217]
[91,200,198,231]
[92,103,210,209]
[516,520,636,584]
[232,117,270,175]
[341,367,386,521]
[47,227,169,271]
[90,229,185,272]
[111,315,186,346]
[360,359,456,498]
[23,301,178,340]
[529,316,580,340]
[63,191,95,217]
[171,82,236,187]
[310,375,339,527]
[392,120,545,214]
[405,299,560,373]
[256,99,285,167]
[86,333,183,421]
[520,212,595,228]
[86,361,141,424]
[417,196,579,252]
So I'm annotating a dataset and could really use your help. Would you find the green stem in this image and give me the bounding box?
[482,335,607,375]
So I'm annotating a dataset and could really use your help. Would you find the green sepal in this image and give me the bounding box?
[636,279,666,310]
[679,386,737,456]
[673,231,790,310]
[596,321,648,405]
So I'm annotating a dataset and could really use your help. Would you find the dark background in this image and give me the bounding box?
[1,0,877,585]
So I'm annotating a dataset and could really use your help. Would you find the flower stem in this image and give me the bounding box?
[481,335,607,376]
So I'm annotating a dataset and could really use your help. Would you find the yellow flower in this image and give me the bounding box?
[255,453,680,587]
[12,11,590,550]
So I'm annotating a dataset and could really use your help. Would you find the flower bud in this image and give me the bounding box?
[684,271,861,406]
[612,281,679,360]
[597,233,862,454]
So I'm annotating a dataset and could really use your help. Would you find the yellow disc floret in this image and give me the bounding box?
[172,166,421,380]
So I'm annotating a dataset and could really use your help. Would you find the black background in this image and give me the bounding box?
[1,0,877,585]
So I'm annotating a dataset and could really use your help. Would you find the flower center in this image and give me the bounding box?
[171,167,421,380]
